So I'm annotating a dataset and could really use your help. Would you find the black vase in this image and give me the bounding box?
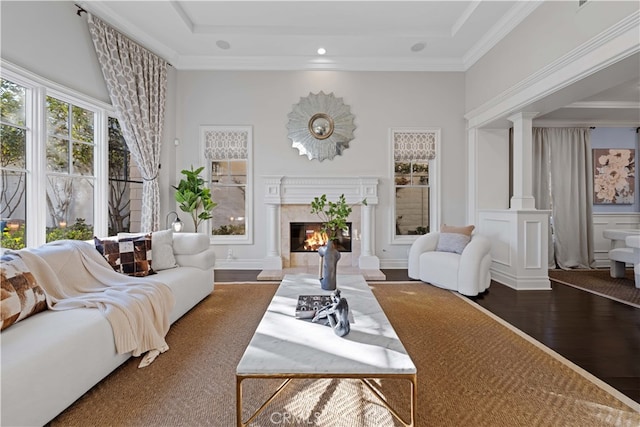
[318,239,340,291]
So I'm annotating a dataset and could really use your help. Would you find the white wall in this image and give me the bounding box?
[1,1,109,103]
[476,129,510,211]
[176,71,467,266]
[465,0,639,113]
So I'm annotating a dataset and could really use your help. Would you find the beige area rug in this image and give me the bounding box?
[549,268,640,308]
[50,283,640,427]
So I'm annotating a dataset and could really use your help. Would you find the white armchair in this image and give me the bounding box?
[408,232,492,296]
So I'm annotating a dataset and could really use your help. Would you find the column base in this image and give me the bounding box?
[359,255,380,270]
[263,256,282,270]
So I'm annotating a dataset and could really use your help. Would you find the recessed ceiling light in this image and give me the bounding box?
[317,47,327,55]
[216,40,231,50]
[411,42,426,52]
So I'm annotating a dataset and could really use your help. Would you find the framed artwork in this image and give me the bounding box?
[593,148,635,204]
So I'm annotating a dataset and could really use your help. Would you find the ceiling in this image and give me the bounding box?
[81,1,639,125]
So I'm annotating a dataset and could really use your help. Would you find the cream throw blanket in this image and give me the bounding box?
[11,240,175,367]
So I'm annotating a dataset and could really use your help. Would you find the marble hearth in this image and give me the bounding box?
[258,176,385,281]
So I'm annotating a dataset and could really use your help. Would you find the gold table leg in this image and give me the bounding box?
[236,373,416,427]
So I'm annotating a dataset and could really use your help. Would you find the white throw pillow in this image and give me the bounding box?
[152,229,178,271]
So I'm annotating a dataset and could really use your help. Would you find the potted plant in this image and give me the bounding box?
[310,194,366,290]
[173,166,217,232]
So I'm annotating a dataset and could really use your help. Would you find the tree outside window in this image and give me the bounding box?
[44,96,95,242]
[108,117,142,235]
[0,78,27,248]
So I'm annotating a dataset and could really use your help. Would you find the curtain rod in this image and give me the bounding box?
[73,3,173,68]
[75,4,87,17]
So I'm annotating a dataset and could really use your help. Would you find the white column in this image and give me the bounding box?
[263,203,282,269]
[477,112,550,291]
[467,128,478,225]
[361,204,372,257]
[359,204,379,269]
[508,112,538,210]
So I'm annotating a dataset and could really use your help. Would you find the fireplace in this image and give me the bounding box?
[260,176,380,276]
[290,222,352,253]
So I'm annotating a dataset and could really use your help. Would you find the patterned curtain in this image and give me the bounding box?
[203,129,249,160]
[87,14,167,232]
[393,131,436,161]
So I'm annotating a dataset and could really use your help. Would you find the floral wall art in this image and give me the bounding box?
[593,148,635,204]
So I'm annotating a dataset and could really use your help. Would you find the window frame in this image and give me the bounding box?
[1,61,111,247]
[200,125,253,245]
[389,127,441,245]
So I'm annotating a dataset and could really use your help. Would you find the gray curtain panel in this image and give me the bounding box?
[88,14,167,232]
[533,128,595,270]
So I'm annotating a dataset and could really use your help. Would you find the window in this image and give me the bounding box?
[390,128,440,244]
[201,126,253,244]
[0,78,27,249]
[108,117,142,235]
[0,62,110,248]
[45,95,95,242]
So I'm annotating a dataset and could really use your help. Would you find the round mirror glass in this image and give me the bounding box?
[308,113,334,140]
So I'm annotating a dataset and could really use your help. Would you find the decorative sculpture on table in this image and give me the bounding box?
[312,289,350,337]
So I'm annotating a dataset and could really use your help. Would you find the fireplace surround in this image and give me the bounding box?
[260,176,380,278]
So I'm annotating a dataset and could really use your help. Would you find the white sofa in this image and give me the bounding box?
[408,232,492,296]
[1,232,215,427]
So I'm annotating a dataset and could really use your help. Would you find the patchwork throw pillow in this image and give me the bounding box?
[151,229,178,271]
[1,253,48,331]
[94,234,156,277]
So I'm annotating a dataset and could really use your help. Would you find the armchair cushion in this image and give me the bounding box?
[436,232,471,254]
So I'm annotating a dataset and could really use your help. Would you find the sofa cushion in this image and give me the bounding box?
[1,253,48,331]
[172,233,210,255]
[151,229,178,271]
[94,235,155,277]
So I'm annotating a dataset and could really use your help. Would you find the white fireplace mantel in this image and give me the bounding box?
[262,176,379,271]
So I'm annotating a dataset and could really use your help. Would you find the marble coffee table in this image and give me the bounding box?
[236,274,416,426]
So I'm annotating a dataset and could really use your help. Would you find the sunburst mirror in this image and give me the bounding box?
[287,91,356,161]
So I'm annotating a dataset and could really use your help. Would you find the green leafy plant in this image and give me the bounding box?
[310,194,367,241]
[46,218,93,242]
[173,166,217,232]
[1,223,25,249]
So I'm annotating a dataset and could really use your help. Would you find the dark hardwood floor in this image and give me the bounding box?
[215,269,640,404]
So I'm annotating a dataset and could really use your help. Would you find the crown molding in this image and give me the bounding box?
[533,119,640,128]
[174,55,466,72]
[566,101,640,109]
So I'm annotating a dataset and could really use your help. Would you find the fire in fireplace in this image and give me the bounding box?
[290,222,352,253]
